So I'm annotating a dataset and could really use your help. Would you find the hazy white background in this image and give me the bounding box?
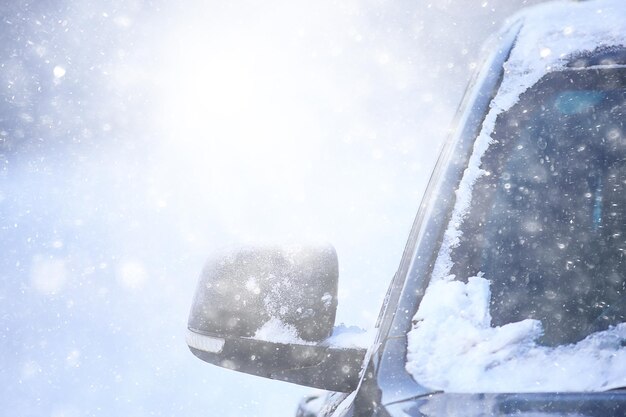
[1,1,544,416]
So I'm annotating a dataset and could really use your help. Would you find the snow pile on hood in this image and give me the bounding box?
[407,276,626,392]
[409,0,626,392]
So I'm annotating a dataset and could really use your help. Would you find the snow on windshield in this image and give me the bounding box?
[408,276,626,392]
[407,0,626,392]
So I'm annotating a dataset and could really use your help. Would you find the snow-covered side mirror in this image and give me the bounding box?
[186,244,366,392]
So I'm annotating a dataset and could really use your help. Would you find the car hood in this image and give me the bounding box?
[385,391,626,417]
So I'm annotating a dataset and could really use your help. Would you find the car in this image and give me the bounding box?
[186,1,626,416]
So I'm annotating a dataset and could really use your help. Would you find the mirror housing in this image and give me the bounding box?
[188,244,338,341]
[186,244,366,392]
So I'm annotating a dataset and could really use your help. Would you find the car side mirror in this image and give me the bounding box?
[186,244,367,392]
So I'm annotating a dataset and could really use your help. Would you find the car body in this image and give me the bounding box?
[187,1,626,416]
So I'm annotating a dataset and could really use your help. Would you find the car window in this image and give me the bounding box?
[406,66,626,394]
[450,68,626,346]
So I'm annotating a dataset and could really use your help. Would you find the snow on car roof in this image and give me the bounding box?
[408,0,626,393]
[496,0,626,112]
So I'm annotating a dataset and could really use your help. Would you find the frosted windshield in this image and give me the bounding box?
[451,69,626,346]
[406,68,626,393]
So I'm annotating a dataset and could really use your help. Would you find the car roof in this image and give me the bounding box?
[479,0,626,121]
[507,0,626,70]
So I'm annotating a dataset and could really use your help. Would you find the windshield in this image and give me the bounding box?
[406,67,626,393]
[450,68,626,346]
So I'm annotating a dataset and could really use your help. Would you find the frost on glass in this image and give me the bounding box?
[407,0,626,393]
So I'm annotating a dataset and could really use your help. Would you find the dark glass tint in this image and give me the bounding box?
[450,68,626,346]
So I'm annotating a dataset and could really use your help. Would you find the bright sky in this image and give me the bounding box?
[1,1,544,416]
